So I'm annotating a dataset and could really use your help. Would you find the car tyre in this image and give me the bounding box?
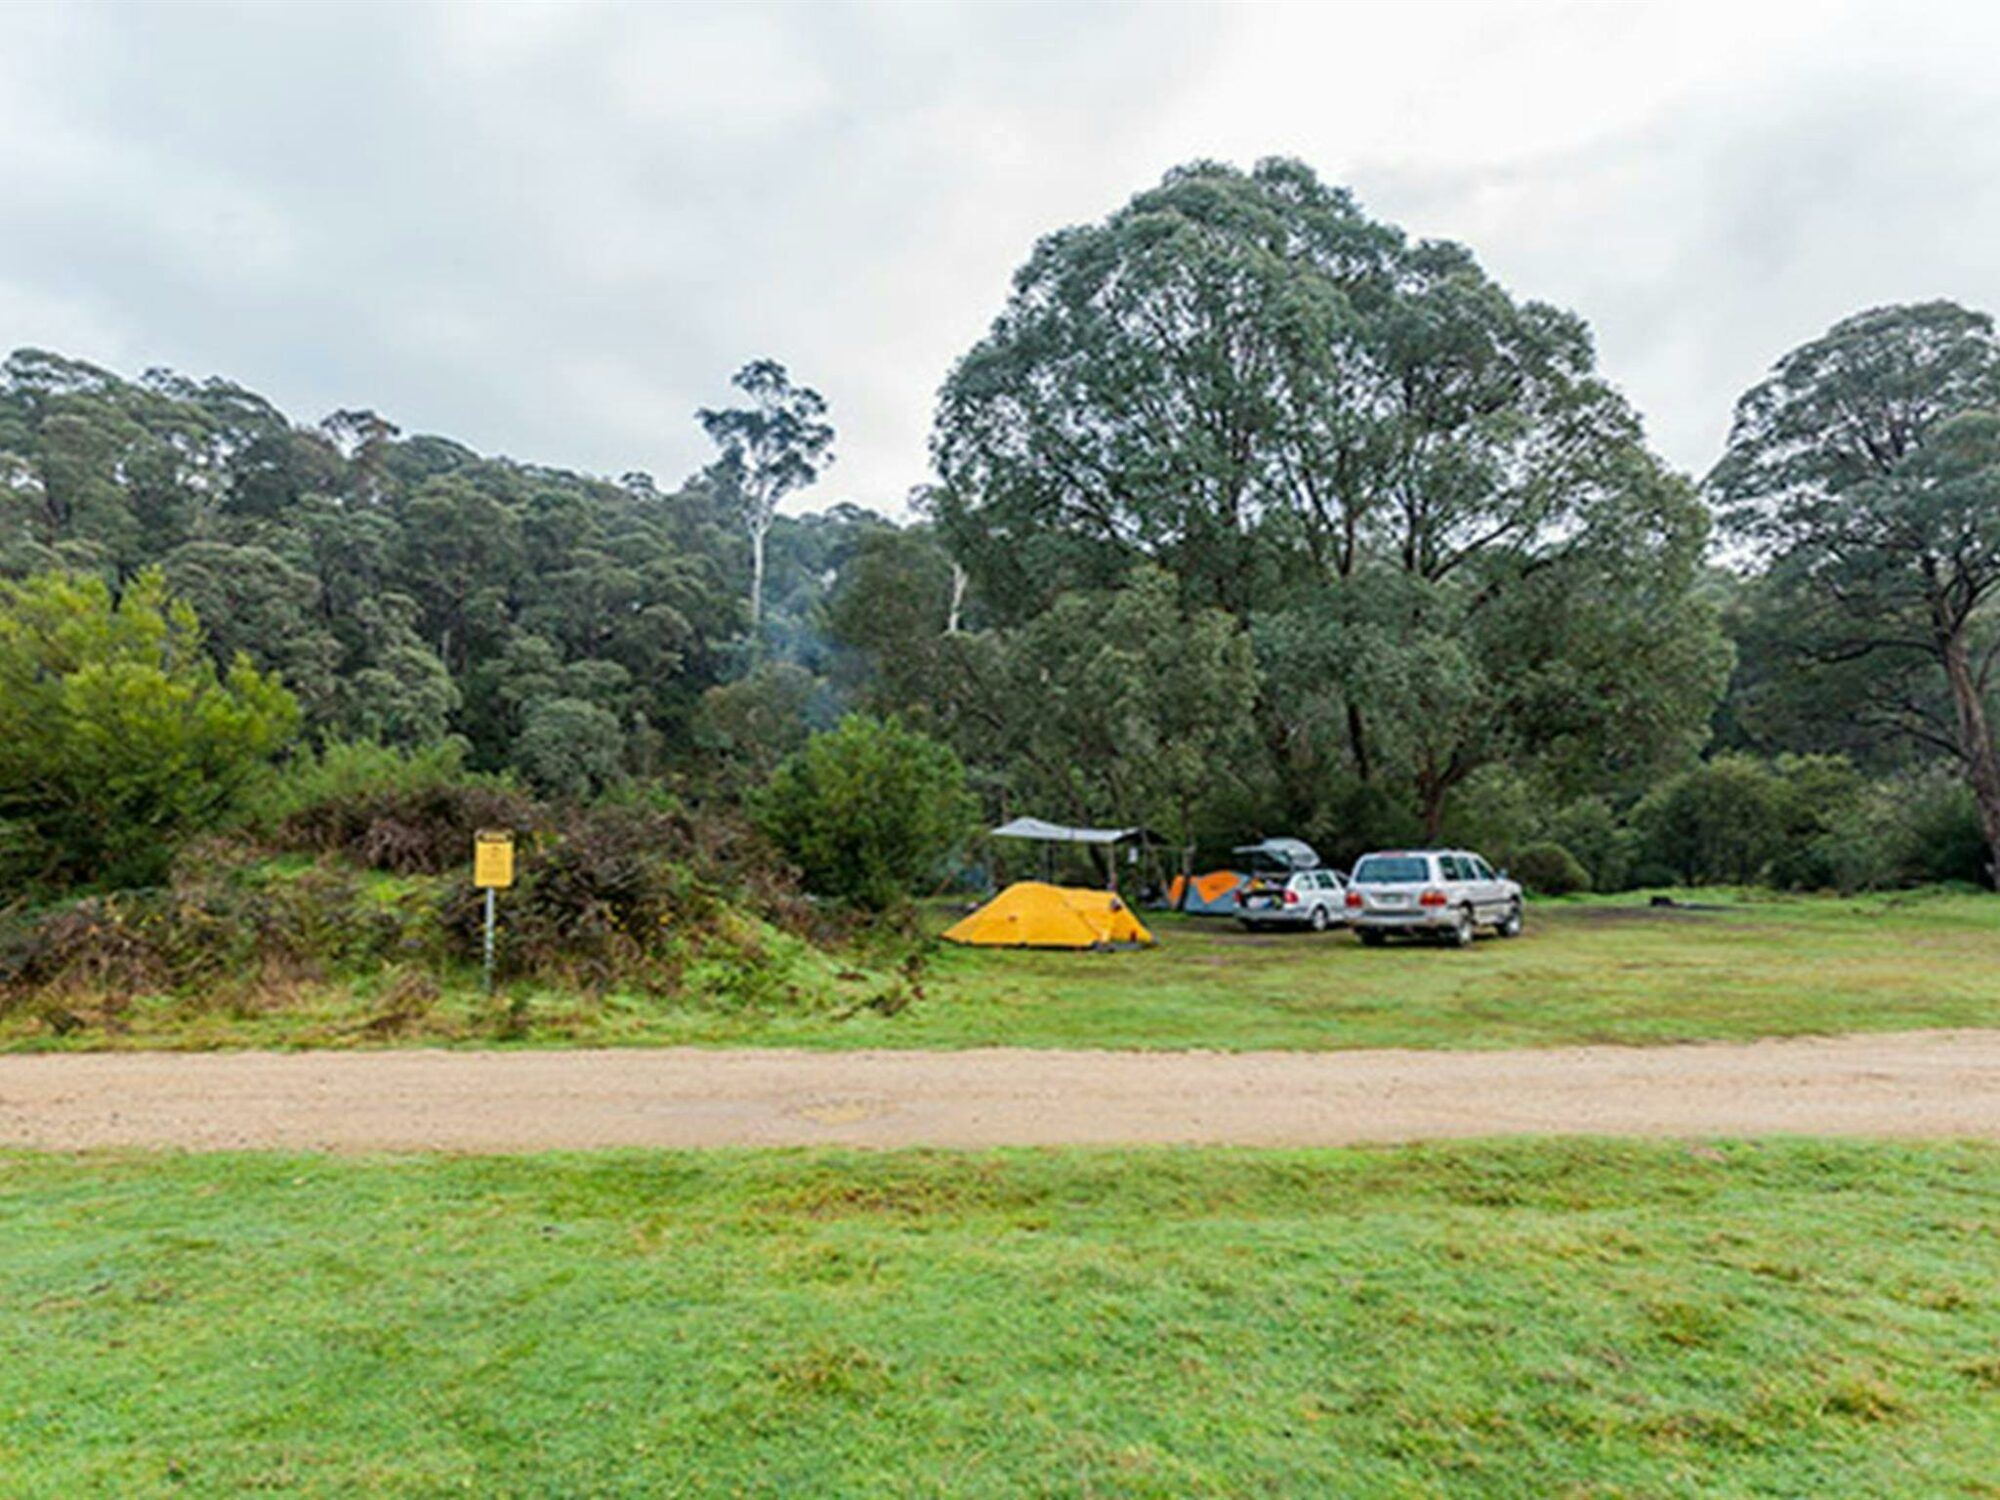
[1358,929,1387,947]
[1236,918,1256,933]
[1497,901,1524,938]
[1310,905,1330,933]
[1450,907,1475,947]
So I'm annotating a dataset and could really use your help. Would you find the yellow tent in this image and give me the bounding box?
[942,881,1156,950]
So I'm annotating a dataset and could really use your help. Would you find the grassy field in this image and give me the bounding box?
[907,887,2000,1051]
[2,1140,1995,1496]
[6,888,1998,1053]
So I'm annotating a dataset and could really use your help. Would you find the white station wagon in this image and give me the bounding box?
[1344,849,1524,947]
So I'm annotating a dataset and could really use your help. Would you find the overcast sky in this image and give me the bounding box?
[3,0,1997,514]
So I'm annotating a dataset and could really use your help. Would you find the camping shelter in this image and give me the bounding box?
[942,882,1156,950]
[989,817,1170,891]
[1166,870,1247,915]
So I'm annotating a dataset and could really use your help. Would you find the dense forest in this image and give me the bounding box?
[5,157,2000,910]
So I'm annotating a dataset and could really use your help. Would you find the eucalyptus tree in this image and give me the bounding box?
[948,569,1256,853]
[698,360,835,647]
[933,158,1726,833]
[160,541,344,724]
[1712,301,2000,879]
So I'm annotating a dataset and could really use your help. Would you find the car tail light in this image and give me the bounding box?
[1419,888,1448,907]
[1284,888,1299,905]
[1345,891,1362,908]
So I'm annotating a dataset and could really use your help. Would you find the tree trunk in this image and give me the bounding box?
[1415,751,1467,842]
[1346,701,1372,783]
[748,518,768,652]
[1419,786,1446,842]
[1938,627,2000,886]
[946,563,967,634]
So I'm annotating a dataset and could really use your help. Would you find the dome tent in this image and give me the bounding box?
[1166,870,1247,915]
[942,882,1155,950]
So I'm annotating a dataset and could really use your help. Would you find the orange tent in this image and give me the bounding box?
[1166,870,1247,915]
[942,882,1155,950]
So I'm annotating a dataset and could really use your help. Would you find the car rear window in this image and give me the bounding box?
[1354,855,1430,884]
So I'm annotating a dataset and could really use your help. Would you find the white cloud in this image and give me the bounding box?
[0,0,1996,508]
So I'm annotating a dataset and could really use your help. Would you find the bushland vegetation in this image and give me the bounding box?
[3,154,1999,968]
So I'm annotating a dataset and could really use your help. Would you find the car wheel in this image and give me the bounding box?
[1236,918,1256,933]
[1498,901,1524,938]
[1450,907,1475,947]
[1310,905,1330,933]
[1358,929,1387,947]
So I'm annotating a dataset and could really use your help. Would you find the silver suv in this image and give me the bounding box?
[1345,850,1523,947]
[1235,868,1349,932]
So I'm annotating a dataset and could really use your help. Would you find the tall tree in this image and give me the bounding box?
[698,360,835,649]
[1712,302,2000,878]
[933,158,1726,833]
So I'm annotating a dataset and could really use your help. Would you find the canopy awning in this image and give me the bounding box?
[991,817,1164,846]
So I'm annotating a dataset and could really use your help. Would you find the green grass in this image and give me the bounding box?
[9,887,1997,1053]
[892,887,2000,1051]
[2,1141,1996,1496]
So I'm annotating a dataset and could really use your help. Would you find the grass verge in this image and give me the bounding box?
[2,1140,1997,1496]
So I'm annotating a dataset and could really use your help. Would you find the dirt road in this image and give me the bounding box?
[0,1030,1994,1152]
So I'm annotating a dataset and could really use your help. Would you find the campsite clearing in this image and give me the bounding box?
[4,1141,1996,1496]
[913,889,2000,1051]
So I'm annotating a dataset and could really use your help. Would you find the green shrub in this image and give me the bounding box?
[1546,797,1634,892]
[1511,841,1592,896]
[1761,755,1872,890]
[251,741,540,875]
[0,569,299,890]
[752,715,976,910]
[237,740,490,832]
[1633,755,1787,885]
[1625,861,1681,891]
[1891,771,1990,886]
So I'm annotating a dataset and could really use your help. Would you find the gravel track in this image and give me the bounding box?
[0,1030,1995,1152]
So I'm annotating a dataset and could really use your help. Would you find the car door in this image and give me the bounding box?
[1470,855,1508,919]
[1438,855,1472,915]
[1323,869,1348,922]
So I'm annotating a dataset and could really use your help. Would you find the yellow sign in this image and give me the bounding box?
[474,829,515,889]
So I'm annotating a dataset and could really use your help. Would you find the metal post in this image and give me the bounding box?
[482,886,497,995]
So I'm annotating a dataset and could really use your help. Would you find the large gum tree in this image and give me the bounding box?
[931,158,1726,835]
[1712,301,2000,882]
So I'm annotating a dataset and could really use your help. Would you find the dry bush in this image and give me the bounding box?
[280,783,543,875]
[0,868,433,1017]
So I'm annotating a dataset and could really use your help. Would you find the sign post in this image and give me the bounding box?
[473,829,515,995]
